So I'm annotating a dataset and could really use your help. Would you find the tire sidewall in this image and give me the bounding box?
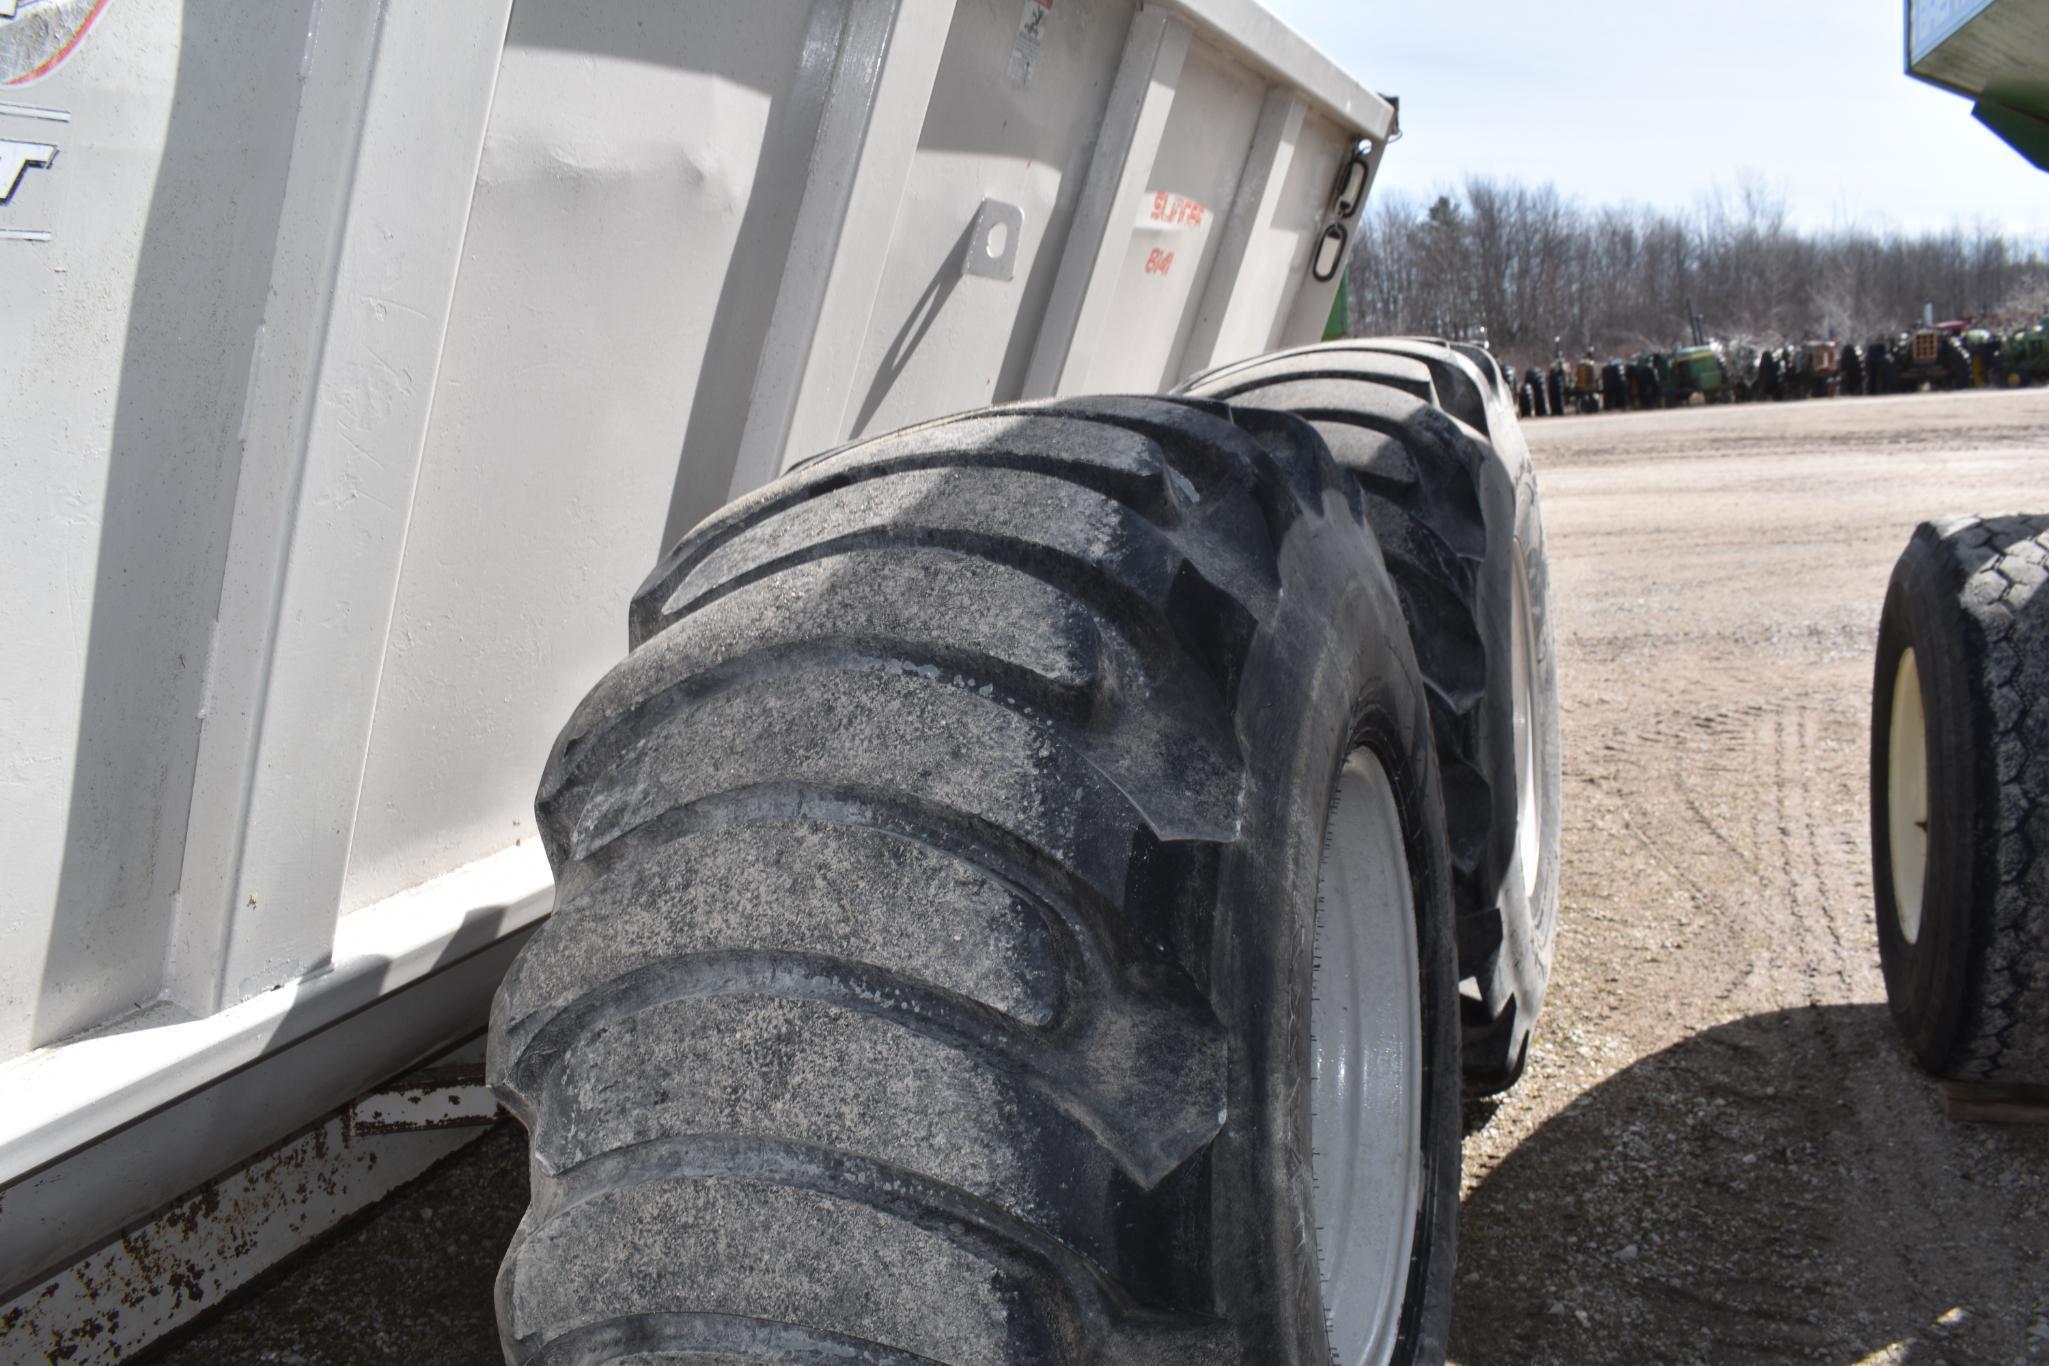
[1871,534,1985,1070]
[1209,488,1460,1364]
[1496,461,1564,1003]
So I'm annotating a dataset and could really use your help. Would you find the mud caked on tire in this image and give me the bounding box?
[1873,515,2049,1083]
[489,396,1463,1363]
[1179,340,1562,1093]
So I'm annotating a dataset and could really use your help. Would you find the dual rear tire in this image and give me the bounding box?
[490,342,1561,1363]
[1178,339,1562,1091]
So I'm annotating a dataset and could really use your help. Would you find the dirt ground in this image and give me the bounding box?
[137,389,2049,1365]
[1452,388,2049,1365]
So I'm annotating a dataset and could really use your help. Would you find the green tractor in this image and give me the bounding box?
[1994,316,2049,386]
[1672,342,1736,403]
[1962,325,2004,385]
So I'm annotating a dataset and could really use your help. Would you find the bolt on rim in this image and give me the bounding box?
[1310,747,1423,1365]
[1888,647,1929,944]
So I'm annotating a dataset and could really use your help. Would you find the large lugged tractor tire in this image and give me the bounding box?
[1180,339,1562,1093]
[489,396,1462,1364]
[1873,515,2049,1082]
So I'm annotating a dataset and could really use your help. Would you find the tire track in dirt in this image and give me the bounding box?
[1453,392,2049,1366]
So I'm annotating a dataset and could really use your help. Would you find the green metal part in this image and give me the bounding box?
[1974,93,2049,172]
[1907,0,2049,173]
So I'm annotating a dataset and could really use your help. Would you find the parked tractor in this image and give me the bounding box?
[1866,336,1906,393]
[1961,325,2004,385]
[1754,344,1788,402]
[1601,358,1629,412]
[1840,342,1868,396]
[1893,325,1977,391]
[1627,352,1670,409]
[1994,317,2049,386]
[1786,339,1841,399]
[1567,349,1602,413]
[1672,342,1736,403]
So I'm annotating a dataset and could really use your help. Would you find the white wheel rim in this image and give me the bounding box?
[1888,648,1929,944]
[1511,545,1542,899]
[1311,748,1423,1366]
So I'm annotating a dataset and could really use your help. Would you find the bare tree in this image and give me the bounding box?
[1340,175,2049,371]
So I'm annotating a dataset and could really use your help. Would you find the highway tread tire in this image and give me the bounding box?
[1874,514,2049,1082]
[1178,339,1562,1092]
[488,395,1462,1364]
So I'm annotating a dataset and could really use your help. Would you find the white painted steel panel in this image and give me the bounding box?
[176,0,514,1015]
[1021,9,1192,397]
[1088,33,1265,393]
[0,0,320,1054]
[1181,87,1309,376]
[342,2,827,911]
[842,0,1137,437]
[1266,107,1354,350]
[733,0,960,485]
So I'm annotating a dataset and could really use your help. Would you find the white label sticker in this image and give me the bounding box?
[1008,0,1052,85]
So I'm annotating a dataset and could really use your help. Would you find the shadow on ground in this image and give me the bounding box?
[134,1005,2049,1364]
[134,1123,526,1366]
[1452,1004,2049,1365]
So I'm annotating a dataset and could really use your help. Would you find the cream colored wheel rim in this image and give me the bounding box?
[1888,648,1929,944]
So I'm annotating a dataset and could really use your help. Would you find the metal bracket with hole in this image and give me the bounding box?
[1312,222,1349,281]
[964,198,1024,281]
[1331,142,1371,219]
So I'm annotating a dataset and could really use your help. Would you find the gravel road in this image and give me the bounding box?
[138,389,2049,1366]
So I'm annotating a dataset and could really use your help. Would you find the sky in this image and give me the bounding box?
[1264,0,2049,240]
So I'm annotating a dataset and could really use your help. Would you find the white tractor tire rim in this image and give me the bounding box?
[1511,544,1542,899]
[1888,648,1929,944]
[1310,747,1423,1366]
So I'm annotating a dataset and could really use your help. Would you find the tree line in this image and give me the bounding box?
[1343,176,2049,372]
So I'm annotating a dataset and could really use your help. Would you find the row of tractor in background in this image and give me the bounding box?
[1514,313,2049,416]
